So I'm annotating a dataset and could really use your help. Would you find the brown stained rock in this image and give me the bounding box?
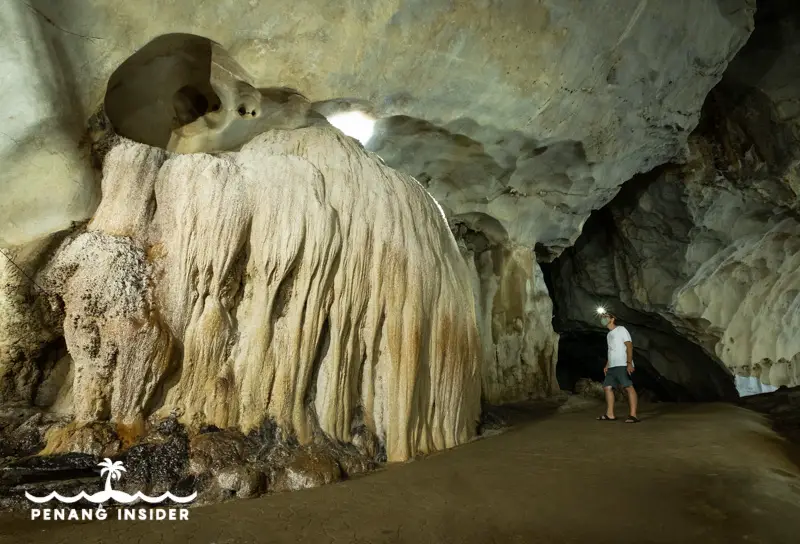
[0,239,69,406]
[350,425,382,462]
[458,235,559,403]
[0,412,44,457]
[270,447,342,493]
[41,421,121,458]
[185,426,376,501]
[0,412,377,510]
[189,430,247,473]
[30,130,481,463]
[215,466,265,499]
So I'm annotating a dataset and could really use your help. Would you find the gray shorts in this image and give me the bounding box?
[603,366,633,388]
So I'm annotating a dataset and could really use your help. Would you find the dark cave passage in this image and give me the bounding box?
[544,303,738,403]
[540,192,740,404]
[528,0,800,405]
[554,330,700,403]
[553,331,606,390]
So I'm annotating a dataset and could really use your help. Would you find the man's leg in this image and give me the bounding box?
[604,386,616,419]
[625,386,638,418]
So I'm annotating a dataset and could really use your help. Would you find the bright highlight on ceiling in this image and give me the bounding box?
[327,111,376,145]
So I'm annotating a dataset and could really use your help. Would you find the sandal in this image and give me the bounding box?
[596,415,616,421]
[625,416,641,423]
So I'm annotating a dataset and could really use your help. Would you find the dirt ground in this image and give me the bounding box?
[1,402,799,544]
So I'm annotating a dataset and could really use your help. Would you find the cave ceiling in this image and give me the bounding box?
[1,0,756,252]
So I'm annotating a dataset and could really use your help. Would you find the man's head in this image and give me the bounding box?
[600,313,616,330]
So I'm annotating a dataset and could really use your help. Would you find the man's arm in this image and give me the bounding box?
[604,360,609,375]
[625,341,634,374]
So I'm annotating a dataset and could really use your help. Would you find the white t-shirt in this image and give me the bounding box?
[607,326,633,367]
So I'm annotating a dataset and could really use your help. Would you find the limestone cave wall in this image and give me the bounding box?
[454,221,559,404]
[548,0,800,397]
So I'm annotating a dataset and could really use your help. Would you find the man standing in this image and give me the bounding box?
[596,313,640,423]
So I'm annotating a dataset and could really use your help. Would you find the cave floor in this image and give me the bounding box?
[2,402,800,544]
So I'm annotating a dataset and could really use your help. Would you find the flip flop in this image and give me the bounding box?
[625,416,641,423]
[596,415,616,421]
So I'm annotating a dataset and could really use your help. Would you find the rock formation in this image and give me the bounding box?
[8,0,800,508]
[104,34,324,153]
[102,33,563,405]
[548,0,800,398]
[1,1,758,417]
[2,127,482,464]
[455,220,559,404]
[2,0,754,251]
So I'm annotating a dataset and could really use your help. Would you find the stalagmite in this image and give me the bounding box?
[40,126,482,462]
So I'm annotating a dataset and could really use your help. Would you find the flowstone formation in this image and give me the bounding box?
[0,127,483,506]
[71,127,480,460]
[454,218,559,404]
[98,31,564,406]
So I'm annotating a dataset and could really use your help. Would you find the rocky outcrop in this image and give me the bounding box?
[103,34,325,153]
[0,240,68,405]
[738,385,800,444]
[548,136,799,397]
[454,220,559,404]
[1,127,483,464]
[548,1,800,398]
[0,413,379,509]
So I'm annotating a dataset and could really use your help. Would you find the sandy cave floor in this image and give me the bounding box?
[1,401,799,544]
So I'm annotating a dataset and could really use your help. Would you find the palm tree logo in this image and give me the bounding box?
[25,458,197,505]
[99,459,126,494]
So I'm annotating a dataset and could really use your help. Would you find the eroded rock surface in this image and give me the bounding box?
[547,2,800,400]
[455,221,559,403]
[104,34,326,153]
[1,1,754,253]
[548,2,800,397]
[3,127,482,464]
[4,0,797,514]
[0,2,760,423]
[0,240,67,405]
[739,386,800,444]
[0,414,377,510]
[548,144,799,398]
